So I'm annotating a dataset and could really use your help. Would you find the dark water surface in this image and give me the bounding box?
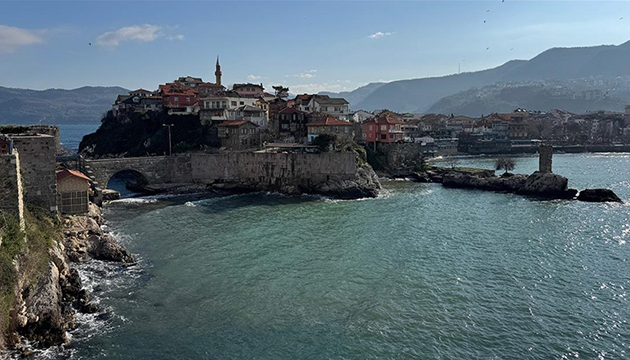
[64,154,629,359]
[59,124,99,151]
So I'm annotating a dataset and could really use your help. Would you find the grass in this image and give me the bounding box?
[0,206,59,339]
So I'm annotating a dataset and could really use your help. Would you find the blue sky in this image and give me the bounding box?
[2,1,630,93]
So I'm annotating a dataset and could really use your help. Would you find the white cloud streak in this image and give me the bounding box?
[97,24,162,47]
[368,31,393,39]
[166,34,185,41]
[0,25,44,53]
[296,69,317,79]
[247,74,262,81]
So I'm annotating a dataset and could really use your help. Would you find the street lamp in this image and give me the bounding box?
[162,123,174,156]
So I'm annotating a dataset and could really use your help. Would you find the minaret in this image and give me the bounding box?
[215,56,222,86]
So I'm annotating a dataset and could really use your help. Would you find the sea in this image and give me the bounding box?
[35,126,630,359]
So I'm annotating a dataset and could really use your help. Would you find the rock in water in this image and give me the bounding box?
[87,235,134,263]
[577,189,623,203]
[517,171,577,199]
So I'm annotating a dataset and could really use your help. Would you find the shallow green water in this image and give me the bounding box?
[68,153,630,359]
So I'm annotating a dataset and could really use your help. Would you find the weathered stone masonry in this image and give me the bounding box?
[0,151,25,236]
[85,152,357,188]
[11,135,57,211]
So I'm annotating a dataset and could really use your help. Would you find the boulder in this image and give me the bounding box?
[577,189,623,203]
[517,171,577,199]
[313,164,381,199]
[87,235,134,264]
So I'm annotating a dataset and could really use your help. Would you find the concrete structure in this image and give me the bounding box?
[10,134,57,211]
[0,150,25,228]
[56,169,90,215]
[539,145,553,173]
[85,152,358,191]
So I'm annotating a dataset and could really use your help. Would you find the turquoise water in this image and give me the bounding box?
[66,154,629,359]
[59,124,99,151]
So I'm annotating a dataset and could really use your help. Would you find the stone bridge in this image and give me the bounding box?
[84,156,192,189]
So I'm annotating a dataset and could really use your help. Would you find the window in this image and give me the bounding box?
[282,124,289,129]
[380,125,387,131]
[231,101,237,106]
[381,134,387,140]
[369,125,373,130]
[174,97,179,102]
[186,97,190,103]
[222,101,227,108]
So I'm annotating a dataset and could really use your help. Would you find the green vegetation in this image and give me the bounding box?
[79,110,220,157]
[0,206,58,337]
[0,212,23,335]
[311,134,336,152]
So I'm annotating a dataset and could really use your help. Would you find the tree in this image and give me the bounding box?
[272,85,289,99]
[444,157,459,169]
[495,156,515,175]
[311,134,336,152]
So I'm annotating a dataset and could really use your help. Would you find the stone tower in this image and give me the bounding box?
[539,145,553,173]
[215,56,222,87]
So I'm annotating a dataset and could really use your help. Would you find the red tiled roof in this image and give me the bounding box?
[308,116,352,127]
[218,120,256,127]
[278,107,306,114]
[56,169,91,182]
[365,114,404,125]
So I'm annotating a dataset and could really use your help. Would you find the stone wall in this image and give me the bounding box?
[11,135,57,211]
[190,152,357,185]
[85,151,357,189]
[375,142,424,174]
[0,151,25,232]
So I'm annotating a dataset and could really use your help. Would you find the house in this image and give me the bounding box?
[129,88,154,98]
[352,110,373,123]
[56,169,90,215]
[199,92,263,124]
[306,116,354,143]
[232,83,265,97]
[362,113,404,144]
[227,105,267,127]
[275,107,308,140]
[217,120,260,150]
[294,94,350,120]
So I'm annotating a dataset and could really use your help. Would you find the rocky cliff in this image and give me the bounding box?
[1,204,132,356]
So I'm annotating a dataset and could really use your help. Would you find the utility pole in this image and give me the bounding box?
[162,123,174,156]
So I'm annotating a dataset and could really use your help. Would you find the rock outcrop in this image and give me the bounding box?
[577,189,623,203]
[441,170,579,200]
[442,172,527,192]
[311,164,381,199]
[516,171,577,199]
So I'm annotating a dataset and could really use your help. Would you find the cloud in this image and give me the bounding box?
[368,31,393,39]
[296,69,317,79]
[97,24,161,47]
[247,75,263,81]
[166,34,185,41]
[0,25,44,53]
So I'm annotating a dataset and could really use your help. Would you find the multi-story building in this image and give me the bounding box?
[307,116,354,143]
[276,107,308,141]
[294,94,350,120]
[218,120,260,150]
[361,113,404,144]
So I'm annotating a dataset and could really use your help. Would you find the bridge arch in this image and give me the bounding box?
[106,169,150,192]
[84,156,178,190]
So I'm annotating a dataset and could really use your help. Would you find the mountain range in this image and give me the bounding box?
[3,40,630,125]
[325,40,630,115]
[0,86,128,125]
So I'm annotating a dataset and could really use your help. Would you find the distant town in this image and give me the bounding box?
[106,57,630,158]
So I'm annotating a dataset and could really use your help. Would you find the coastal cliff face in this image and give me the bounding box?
[1,204,132,355]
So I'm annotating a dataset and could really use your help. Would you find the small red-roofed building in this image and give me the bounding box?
[306,116,353,143]
[56,169,91,214]
[218,120,260,150]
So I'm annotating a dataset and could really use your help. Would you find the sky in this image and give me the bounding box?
[2,1,630,94]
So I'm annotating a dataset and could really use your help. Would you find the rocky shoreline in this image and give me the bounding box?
[408,166,622,203]
[7,203,133,356]
[136,163,382,200]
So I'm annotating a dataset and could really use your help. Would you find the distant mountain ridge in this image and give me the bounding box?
[0,86,128,125]
[328,40,630,114]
